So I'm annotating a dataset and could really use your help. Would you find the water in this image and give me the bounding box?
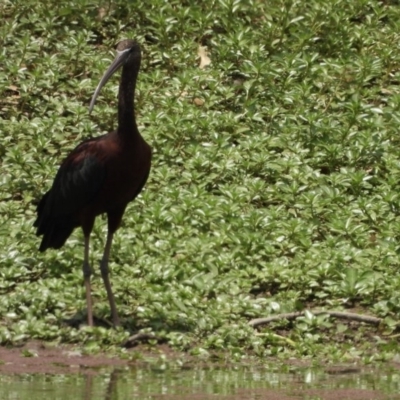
[1,365,400,399]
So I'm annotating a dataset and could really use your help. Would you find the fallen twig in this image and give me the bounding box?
[249,310,382,328]
[123,332,159,348]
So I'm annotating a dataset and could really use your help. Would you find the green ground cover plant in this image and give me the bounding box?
[1,0,400,363]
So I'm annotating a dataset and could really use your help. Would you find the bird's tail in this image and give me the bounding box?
[34,192,76,252]
[36,221,75,252]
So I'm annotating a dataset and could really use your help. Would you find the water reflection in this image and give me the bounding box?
[80,369,120,400]
[104,369,119,400]
[1,365,400,400]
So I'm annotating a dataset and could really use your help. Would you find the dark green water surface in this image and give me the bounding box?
[1,365,400,399]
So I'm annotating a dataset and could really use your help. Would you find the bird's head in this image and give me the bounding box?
[89,39,141,114]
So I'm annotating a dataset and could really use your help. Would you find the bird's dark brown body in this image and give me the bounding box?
[34,40,151,327]
[35,131,151,249]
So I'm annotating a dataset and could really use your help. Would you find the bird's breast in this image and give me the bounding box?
[92,139,151,213]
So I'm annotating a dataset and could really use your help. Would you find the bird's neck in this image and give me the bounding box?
[117,63,141,140]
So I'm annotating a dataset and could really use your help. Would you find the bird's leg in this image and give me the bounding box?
[100,231,120,327]
[83,236,94,326]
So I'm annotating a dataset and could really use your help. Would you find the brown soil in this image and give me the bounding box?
[0,340,129,375]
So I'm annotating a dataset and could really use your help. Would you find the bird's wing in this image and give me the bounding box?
[43,141,106,217]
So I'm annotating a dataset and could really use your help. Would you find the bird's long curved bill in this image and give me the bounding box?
[89,48,131,114]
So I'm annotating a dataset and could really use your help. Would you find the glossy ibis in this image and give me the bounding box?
[34,39,151,327]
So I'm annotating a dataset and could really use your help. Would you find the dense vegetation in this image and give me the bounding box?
[1,0,400,362]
